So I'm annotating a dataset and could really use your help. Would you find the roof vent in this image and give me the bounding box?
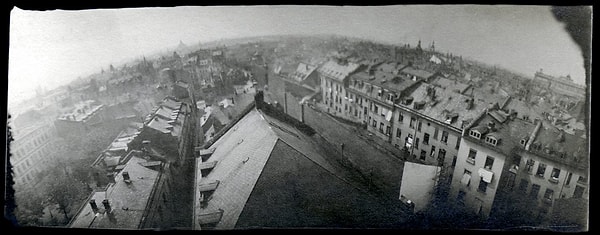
[413,101,426,110]
[102,199,112,213]
[123,171,132,183]
[89,199,99,213]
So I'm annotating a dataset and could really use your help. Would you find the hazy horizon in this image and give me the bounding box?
[8,5,588,108]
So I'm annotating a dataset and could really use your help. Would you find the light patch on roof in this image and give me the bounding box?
[70,156,160,229]
[318,60,361,82]
[193,110,279,230]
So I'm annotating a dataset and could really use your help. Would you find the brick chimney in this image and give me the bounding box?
[89,199,99,213]
[102,199,112,212]
[123,171,131,183]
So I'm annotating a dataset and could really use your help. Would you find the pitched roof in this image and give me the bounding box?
[70,156,162,229]
[193,109,405,229]
[466,111,537,156]
[291,62,318,82]
[317,60,361,82]
[402,82,486,130]
[351,69,418,95]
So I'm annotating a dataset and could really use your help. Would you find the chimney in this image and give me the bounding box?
[487,121,495,132]
[123,171,131,183]
[102,199,112,212]
[89,199,99,213]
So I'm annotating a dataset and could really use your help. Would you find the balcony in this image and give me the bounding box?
[466,158,475,165]
[548,177,559,184]
[542,198,553,205]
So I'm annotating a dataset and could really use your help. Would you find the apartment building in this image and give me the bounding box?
[449,104,588,222]
[318,57,363,121]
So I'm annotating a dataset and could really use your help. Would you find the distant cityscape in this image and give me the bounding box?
[7,34,588,231]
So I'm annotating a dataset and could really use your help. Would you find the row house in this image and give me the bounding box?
[70,153,176,229]
[318,58,363,121]
[54,100,107,138]
[449,104,588,222]
[346,62,419,141]
[10,122,59,192]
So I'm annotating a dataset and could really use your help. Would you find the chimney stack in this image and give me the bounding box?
[102,199,112,212]
[89,199,99,213]
[123,171,131,183]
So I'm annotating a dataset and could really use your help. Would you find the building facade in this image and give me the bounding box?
[449,105,588,222]
[533,70,585,100]
[10,123,59,192]
[318,58,363,121]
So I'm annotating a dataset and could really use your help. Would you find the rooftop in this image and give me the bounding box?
[350,64,419,94]
[70,156,162,229]
[317,60,361,82]
[401,82,486,130]
[194,109,405,229]
[430,77,471,94]
[466,109,537,157]
[290,62,318,82]
[58,100,104,122]
[146,98,186,137]
[530,125,588,170]
[399,67,434,79]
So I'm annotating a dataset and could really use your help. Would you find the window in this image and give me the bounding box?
[374,105,378,114]
[485,136,498,146]
[573,185,585,198]
[364,107,368,115]
[430,146,436,157]
[469,130,481,139]
[398,112,404,122]
[433,127,439,140]
[386,126,391,136]
[536,163,546,178]
[423,133,430,145]
[457,190,466,205]
[406,134,414,148]
[420,150,426,161]
[526,159,535,173]
[438,149,446,162]
[455,137,461,150]
[396,128,401,138]
[410,117,416,129]
[415,138,419,149]
[417,121,422,132]
[478,179,488,193]
[529,184,541,199]
[550,168,560,183]
[577,176,587,184]
[484,156,494,170]
[543,189,554,202]
[379,122,385,133]
[566,172,573,185]
[467,149,477,164]
[372,119,377,128]
[441,131,449,144]
[452,156,457,167]
[462,170,472,186]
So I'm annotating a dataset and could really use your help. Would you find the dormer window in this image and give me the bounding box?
[520,137,528,146]
[469,130,481,139]
[485,136,498,146]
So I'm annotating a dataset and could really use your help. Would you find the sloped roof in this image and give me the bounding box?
[193,109,406,229]
[402,82,485,130]
[317,60,361,82]
[70,156,161,229]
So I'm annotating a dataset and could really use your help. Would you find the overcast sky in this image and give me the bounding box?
[8,5,587,106]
